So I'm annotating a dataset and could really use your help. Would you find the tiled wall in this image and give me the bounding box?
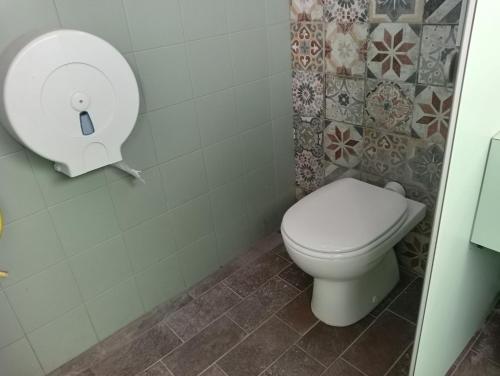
[290,0,464,275]
[0,0,294,374]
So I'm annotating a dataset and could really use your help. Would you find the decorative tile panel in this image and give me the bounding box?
[324,161,360,183]
[291,22,324,72]
[295,150,324,194]
[325,75,364,125]
[360,128,409,180]
[412,85,454,143]
[324,0,369,30]
[395,231,429,275]
[294,116,324,158]
[406,140,444,194]
[325,22,368,76]
[364,79,415,135]
[368,0,425,23]
[424,0,462,24]
[367,23,420,83]
[292,71,324,117]
[324,121,363,168]
[418,25,458,86]
[291,0,324,21]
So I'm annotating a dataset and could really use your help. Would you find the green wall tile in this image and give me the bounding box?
[225,0,266,32]
[0,211,65,287]
[6,262,82,332]
[149,101,201,163]
[267,23,292,74]
[215,214,251,264]
[0,126,22,157]
[123,53,147,114]
[178,233,219,286]
[135,256,185,311]
[109,168,167,230]
[123,0,183,50]
[187,36,234,96]
[0,339,43,376]
[195,89,239,146]
[69,236,132,301]
[270,71,293,119]
[265,0,290,24]
[86,278,144,340]
[160,151,209,208]
[272,114,294,162]
[135,45,192,111]
[28,306,97,373]
[246,164,276,240]
[0,292,24,349]
[50,187,120,256]
[231,29,269,85]
[171,194,214,249]
[54,0,132,52]
[181,0,227,41]
[0,151,45,223]
[241,123,274,172]
[210,176,248,231]
[123,212,177,273]
[235,79,272,131]
[204,136,245,189]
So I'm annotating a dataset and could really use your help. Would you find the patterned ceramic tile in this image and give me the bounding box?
[294,116,324,157]
[405,183,437,212]
[406,140,444,193]
[324,121,363,168]
[360,128,409,180]
[295,149,324,193]
[368,0,425,23]
[412,85,454,143]
[424,0,463,24]
[324,0,369,30]
[364,79,415,135]
[395,231,430,275]
[291,23,325,72]
[291,0,324,21]
[367,23,420,83]
[325,75,364,125]
[325,22,368,76]
[324,161,360,183]
[292,71,324,117]
[418,25,458,86]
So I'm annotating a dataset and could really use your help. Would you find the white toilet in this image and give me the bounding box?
[281,178,426,327]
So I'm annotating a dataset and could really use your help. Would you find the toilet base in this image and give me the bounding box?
[311,249,399,327]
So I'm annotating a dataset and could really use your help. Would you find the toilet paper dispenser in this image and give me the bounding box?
[0,29,143,180]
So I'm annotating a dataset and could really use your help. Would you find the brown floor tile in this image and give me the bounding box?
[227,277,299,332]
[224,252,290,297]
[473,312,500,362]
[322,359,365,376]
[217,316,299,376]
[166,284,241,341]
[389,278,423,324]
[48,345,105,376]
[453,351,500,376]
[164,316,245,376]
[91,321,182,376]
[140,362,173,376]
[279,264,313,291]
[262,346,325,376]
[371,271,416,317]
[189,264,239,299]
[276,287,318,335]
[272,244,292,262]
[386,346,412,376]
[252,232,284,255]
[343,311,416,376]
[200,366,227,376]
[298,315,374,366]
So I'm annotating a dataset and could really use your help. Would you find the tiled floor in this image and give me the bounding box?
[49,232,423,376]
[447,303,500,376]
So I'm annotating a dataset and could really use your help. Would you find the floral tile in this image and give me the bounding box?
[291,22,325,72]
[405,140,444,194]
[360,128,409,180]
[323,160,360,183]
[292,71,324,117]
[405,183,438,212]
[412,85,454,143]
[367,23,420,83]
[424,0,463,24]
[325,75,364,125]
[418,25,458,87]
[324,120,363,168]
[324,0,369,30]
[364,79,415,135]
[294,115,324,158]
[295,150,324,194]
[395,231,430,275]
[325,22,368,76]
[368,0,425,23]
[291,0,324,22]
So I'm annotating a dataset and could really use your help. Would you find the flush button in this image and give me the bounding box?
[71,92,90,111]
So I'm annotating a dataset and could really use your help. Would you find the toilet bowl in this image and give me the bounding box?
[281,178,426,327]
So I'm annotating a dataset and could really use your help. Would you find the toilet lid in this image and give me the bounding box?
[281,178,408,254]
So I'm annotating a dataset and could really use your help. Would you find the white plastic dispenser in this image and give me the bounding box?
[0,30,141,178]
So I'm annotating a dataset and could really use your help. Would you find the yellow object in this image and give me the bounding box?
[0,271,8,278]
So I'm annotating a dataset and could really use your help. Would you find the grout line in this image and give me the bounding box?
[224,313,249,334]
[386,309,418,327]
[221,280,247,300]
[383,341,413,376]
[341,357,370,376]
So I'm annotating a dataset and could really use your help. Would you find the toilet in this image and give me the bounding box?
[281,178,426,327]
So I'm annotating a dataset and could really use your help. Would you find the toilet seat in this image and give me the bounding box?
[281,178,409,258]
